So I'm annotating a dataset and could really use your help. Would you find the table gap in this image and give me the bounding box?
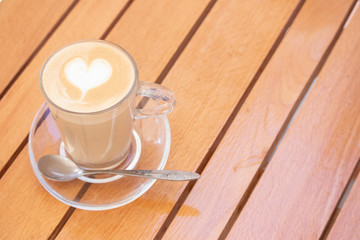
[100,0,134,40]
[0,108,51,180]
[154,0,306,239]
[0,0,80,101]
[320,157,360,240]
[217,0,360,238]
[48,182,92,240]
[0,134,28,180]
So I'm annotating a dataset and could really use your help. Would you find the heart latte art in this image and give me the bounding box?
[41,41,135,113]
[65,57,112,100]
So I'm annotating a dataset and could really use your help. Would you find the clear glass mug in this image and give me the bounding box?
[40,40,176,170]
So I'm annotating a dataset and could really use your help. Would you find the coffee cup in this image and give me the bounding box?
[40,40,175,170]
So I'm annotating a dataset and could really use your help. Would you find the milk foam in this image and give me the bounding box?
[41,41,135,113]
[65,57,112,100]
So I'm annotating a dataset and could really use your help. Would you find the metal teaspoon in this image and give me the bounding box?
[37,154,200,182]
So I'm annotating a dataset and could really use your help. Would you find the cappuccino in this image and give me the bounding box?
[41,40,137,169]
[42,41,135,112]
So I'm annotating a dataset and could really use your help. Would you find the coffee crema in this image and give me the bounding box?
[42,41,135,113]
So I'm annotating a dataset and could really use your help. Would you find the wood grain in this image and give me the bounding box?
[161,0,354,239]
[0,0,129,169]
[0,0,74,93]
[227,4,360,239]
[55,0,300,239]
[328,169,360,239]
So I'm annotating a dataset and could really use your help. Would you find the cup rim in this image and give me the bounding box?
[39,39,139,115]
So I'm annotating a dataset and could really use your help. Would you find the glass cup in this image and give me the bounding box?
[40,40,175,170]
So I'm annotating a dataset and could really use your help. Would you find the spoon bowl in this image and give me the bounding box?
[38,155,84,181]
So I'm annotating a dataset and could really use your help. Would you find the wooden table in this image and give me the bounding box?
[1,0,360,239]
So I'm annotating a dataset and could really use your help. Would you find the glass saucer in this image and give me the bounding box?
[28,102,171,210]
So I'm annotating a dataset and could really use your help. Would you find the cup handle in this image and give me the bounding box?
[134,81,176,119]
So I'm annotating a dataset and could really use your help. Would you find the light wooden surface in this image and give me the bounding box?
[163,0,354,239]
[227,3,360,239]
[1,0,359,239]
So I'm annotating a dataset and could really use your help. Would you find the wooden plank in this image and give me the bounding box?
[0,0,129,169]
[161,0,354,239]
[328,171,360,239]
[227,5,360,239]
[0,0,74,93]
[0,0,213,238]
[55,0,300,239]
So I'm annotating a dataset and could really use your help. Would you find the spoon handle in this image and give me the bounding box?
[82,169,200,181]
